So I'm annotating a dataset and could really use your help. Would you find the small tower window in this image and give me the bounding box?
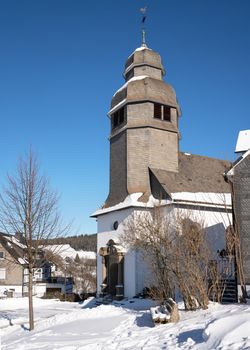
[154,103,173,122]
[112,107,126,130]
[163,106,171,121]
[125,55,134,69]
[119,109,124,124]
[154,103,162,119]
[113,112,119,128]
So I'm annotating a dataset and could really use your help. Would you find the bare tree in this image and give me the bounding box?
[0,149,69,330]
[123,208,176,301]
[44,250,96,297]
[174,216,210,309]
[122,207,213,310]
[71,256,96,295]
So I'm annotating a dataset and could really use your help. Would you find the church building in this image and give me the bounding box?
[92,38,232,300]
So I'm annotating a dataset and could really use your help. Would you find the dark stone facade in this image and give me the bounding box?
[233,153,250,284]
[105,131,128,207]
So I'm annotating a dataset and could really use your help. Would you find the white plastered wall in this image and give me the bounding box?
[97,206,155,298]
[97,207,136,297]
[171,205,232,256]
[96,201,232,298]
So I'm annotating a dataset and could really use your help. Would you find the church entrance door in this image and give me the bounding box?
[99,239,125,299]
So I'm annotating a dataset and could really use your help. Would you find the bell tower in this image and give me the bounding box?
[105,42,181,207]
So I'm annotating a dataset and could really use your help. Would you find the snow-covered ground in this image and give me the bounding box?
[1,297,250,350]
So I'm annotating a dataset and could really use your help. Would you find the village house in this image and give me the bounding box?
[0,231,97,298]
[0,232,70,297]
[92,39,234,301]
[0,232,26,297]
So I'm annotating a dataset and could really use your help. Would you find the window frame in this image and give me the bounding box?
[163,105,171,121]
[153,103,173,122]
[154,103,162,119]
[0,268,6,280]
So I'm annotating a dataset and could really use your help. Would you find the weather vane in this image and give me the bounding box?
[140,6,147,47]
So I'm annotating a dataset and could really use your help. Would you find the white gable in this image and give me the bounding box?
[235,129,250,153]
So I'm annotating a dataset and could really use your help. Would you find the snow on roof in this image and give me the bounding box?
[126,46,152,61]
[108,98,127,115]
[5,235,26,249]
[172,192,231,207]
[18,257,27,265]
[112,75,149,97]
[134,46,151,52]
[92,193,169,217]
[93,190,231,217]
[44,244,96,261]
[235,130,250,153]
[227,148,250,176]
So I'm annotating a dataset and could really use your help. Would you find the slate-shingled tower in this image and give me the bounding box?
[93,41,232,300]
[105,44,181,207]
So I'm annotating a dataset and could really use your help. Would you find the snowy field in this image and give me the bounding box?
[1,297,250,350]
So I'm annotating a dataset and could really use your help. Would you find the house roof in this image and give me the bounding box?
[150,152,231,195]
[0,232,27,264]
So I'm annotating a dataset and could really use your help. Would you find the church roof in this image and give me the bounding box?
[110,75,180,115]
[150,152,231,195]
[124,46,164,79]
[109,44,181,116]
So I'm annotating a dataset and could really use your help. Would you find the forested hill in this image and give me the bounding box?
[45,234,97,252]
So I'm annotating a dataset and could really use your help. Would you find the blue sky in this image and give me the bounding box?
[0,0,249,234]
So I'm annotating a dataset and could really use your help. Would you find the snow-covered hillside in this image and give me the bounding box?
[44,244,96,260]
[1,297,250,349]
